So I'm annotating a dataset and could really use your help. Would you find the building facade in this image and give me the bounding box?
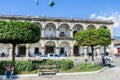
[0,15,114,60]
[114,38,120,55]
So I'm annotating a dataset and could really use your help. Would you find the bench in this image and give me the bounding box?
[38,64,59,76]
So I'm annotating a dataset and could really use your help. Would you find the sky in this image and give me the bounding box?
[0,0,120,37]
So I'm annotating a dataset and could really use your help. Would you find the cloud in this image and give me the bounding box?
[90,13,120,28]
[90,14,96,19]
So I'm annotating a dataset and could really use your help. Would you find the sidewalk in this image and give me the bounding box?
[0,67,108,80]
[1,57,119,80]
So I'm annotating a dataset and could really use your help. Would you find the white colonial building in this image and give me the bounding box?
[0,15,114,60]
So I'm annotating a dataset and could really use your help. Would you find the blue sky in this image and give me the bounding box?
[0,0,120,37]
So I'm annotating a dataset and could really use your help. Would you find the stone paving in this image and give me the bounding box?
[1,57,120,80]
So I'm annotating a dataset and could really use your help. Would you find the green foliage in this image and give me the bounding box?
[75,28,111,47]
[75,28,111,61]
[67,63,104,72]
[0,20,41,44]
[56,60,74,70]
[0,61,15,75]
[0,60,73,74]
[97,28,111,46]
[75,29,99,46]
[37,60,74,70]
[14,61,33,73]
[0,20,41,61]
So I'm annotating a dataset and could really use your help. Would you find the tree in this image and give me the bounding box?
[75,28,111,61]
[97,28,111,55]
[75,29,98,61]
[0,20,41,62]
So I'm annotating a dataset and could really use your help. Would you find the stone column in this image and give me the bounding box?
[70,47,74,57]
[42,28,45,37]
[84,46,88,61]
[41,47,45,55]
[56,29,59,37]
[109,42,114,55]
[25,44,30,57]
[56,47,59,54]
[8,44,13,60]
[96,47,100,58]
[70,29,73,38]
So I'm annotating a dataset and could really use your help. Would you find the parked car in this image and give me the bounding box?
[36,55,47,60]
[36,53,66,60]
[29,53,41,57]
[47,53,66,60]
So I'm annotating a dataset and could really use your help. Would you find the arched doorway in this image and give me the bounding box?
[45,41,55,55]
[59,41,70,56]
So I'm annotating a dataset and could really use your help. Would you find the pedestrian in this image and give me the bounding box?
[101,54,105,65]
[1,52,5,57]
[109,55,113,62]
[5,64,14,79]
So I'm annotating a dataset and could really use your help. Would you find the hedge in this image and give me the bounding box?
[0,60,74,75]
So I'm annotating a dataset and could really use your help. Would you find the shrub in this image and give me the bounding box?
[33,60,74,70]
[0,60,74,74]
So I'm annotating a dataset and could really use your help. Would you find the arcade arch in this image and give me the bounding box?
[87,24,96,29]
[45,23,56,37]
[45,41,56,55]
[59,41,70,56]
[29,42,42,55]
[73,24,83,37]
[59,24,70,38]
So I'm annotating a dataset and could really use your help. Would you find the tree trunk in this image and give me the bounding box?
[104,46,106,55]
[12,43,16,62]
[91,46,94,61]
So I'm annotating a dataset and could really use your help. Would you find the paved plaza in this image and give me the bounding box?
[1,57,120,80]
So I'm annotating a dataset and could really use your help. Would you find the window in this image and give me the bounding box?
[35,47,39,54]
[50,54,53,57]
[55,54,60,57]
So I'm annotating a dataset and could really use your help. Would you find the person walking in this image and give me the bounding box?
[101,54,105,65]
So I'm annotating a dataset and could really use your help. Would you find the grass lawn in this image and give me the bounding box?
[18,70,37,74]
[60,63,104,72]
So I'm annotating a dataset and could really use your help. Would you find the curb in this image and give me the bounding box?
[56,67,108,76]
[0,74,38,79]
[0,67,108,78]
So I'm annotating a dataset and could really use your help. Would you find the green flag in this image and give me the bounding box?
[49,0,55,7]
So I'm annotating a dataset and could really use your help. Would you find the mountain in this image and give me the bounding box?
[114,36,120,40]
